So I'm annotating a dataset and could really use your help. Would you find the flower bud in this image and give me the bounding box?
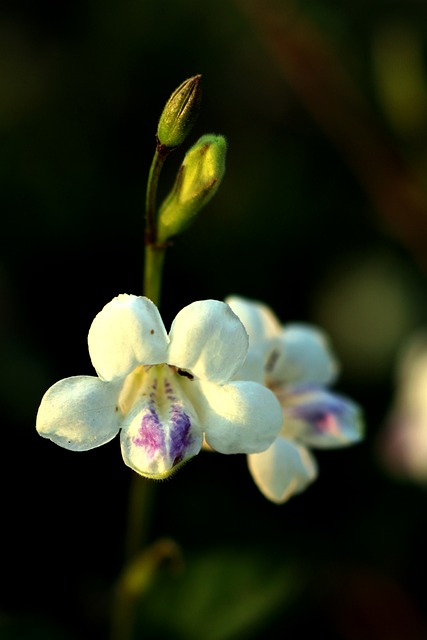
[157,134,227,242]
[156,75,202,150]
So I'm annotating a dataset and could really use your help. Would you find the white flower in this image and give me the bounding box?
[226,296,364,504]
[36,295,283,479]
[379,332,427,484]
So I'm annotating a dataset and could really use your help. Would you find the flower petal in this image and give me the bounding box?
[225,296,282,343]
[379,412,427,484]
[232,347,267,384]
[196,379,283,454]
[120,383,203,479]
[248,437,318,504]
[36,376,122,451]
[168,300,248,384]
[226,297,283,383]
[269,325,339,386]
[88,295,169,381]
[378,334,427,483]
[282,386,364,448]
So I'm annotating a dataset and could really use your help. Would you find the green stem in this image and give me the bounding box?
[111,143,172,640]
[144,143,171,305]
[124,473,156,562]
[143,244,166,305]
[111,539,183,640]
[145,145,168,248]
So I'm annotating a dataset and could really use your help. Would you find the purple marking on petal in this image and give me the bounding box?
[169,404,192,465]
[292,394,347,434]
[133,406,166,457]
[164,380,177,402]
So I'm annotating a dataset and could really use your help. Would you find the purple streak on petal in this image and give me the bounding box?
[169,404,192,465]
[292,393,347,435]
[133,406,166,457]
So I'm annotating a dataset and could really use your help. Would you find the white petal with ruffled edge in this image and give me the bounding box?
[36,375,122,451]
[168,300,249,384]
[271,325,339,387]
[195,379,283,454]
[282,386,363,448]
[88,295,169,382]
[248,437,318,504]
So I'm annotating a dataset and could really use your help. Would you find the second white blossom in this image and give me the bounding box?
[227,296,364,504]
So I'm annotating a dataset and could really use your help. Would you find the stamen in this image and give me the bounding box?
[177,368,194,380]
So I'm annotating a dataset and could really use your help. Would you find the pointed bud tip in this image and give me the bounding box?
[157,75,203,149]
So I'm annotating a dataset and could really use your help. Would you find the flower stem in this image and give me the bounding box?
[145,144,169,247]
[124,473,156,562]
[111,477,155,640]
[143,244,166,305]
[111,141,172,640]
[143,143,171,304]
[111,539,183,640]
[125,142,171,562]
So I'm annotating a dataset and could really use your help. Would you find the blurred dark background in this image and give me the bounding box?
[2,0,427,638]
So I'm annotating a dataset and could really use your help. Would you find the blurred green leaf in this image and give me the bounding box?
[133,545,304,640]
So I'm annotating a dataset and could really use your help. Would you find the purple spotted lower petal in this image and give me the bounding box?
[120,368,203,478]
[282,385,363,448]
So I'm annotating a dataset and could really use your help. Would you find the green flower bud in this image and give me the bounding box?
[157,134,227,242]
[156,75,202,150]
